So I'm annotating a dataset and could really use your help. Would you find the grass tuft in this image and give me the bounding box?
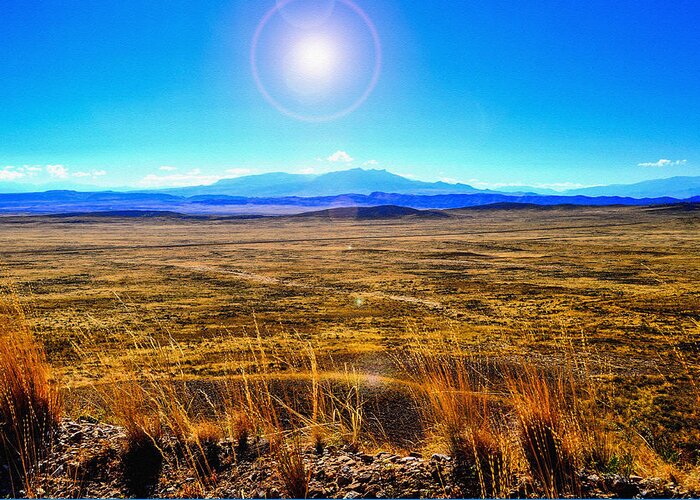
[0,292,62,496]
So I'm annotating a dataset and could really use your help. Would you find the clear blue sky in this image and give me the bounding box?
[2,0,699,191]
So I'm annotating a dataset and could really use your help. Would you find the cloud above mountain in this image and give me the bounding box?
[638,159,687,168]
[327,150,354,163]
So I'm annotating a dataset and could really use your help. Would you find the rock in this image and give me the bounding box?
[613,477,640,498]
[343,491,362,499]
[365,484,381,496]
[307,486,326,497]
[346,481,365,493]
[399,456,419,463]
[356,471,373,483]
[68,430,85,442]
[358,453,374,464]
[430,453,450,462]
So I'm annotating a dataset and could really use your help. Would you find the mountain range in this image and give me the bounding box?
[153,169,700,200]
[0,168,698,215]
[158,168,488,197]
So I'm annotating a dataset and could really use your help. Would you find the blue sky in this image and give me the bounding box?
[1,0,698,191]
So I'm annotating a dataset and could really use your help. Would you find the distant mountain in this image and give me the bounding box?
[159,168,485,197]
[490,186,562,195]
[155,170,700,199]
[564,176,700,199]
[4,169,699,200]
[0,189,697,215]
[292,205,449,219]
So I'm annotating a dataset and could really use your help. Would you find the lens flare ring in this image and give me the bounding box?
[251,0,381,122]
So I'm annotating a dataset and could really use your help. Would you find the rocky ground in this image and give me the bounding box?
[7,418,694,498]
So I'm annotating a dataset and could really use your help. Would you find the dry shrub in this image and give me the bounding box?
[403,341,517,498]
[80,316,225,492]
[506,365,582,498]
[270,430,310,499]
[224,407,255,460]
[403,331,641,498]
[0,292,62,496]
[107,380,164,497]
[186,421,223,483]
[222,331,316,498]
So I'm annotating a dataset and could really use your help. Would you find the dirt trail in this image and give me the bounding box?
[146,261,459,316]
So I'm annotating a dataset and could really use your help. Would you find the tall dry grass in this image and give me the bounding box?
[402,331,640,498]
[66,299,698,498]
[74,312,374,497]
[0,291,62,496]
[402,338,518,498]
[505,365,581,497]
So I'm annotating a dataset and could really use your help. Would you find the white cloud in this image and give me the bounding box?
[159,165,178,172]
[298,167,316,175]
[363,159,379,166]
[466,179,589,192]
[0,166,25,181]
[225,168,252,177]
[638,159,687,168]
[138,169,223,188]
[0,164,107,183]
[327,150,353,163]
[71,170,107,179]
[46,164,69,179]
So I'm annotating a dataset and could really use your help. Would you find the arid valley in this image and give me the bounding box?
[1,204,698,497]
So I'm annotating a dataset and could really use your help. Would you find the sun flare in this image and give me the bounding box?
[289,35,338,82]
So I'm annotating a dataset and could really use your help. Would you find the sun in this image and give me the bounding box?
[251,0,381,121]
[288,35,338,83]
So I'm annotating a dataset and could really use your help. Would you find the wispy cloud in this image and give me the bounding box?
[637,158,687,168]
[138,168,222,188]
[72,169,107,179]
[159,165,178,171]
[363,159,379,166]
[327,150,353,163]
[0,166,25,181]
[0,164,107,184]
[46,164,107,180]
[465,178,589,191]
[46,164,69,179]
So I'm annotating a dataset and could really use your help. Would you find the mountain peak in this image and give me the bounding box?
[160,168,478,197]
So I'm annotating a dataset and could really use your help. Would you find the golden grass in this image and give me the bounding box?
[401,336,518,497]
[398,329,692,498]
[506,365,581,498]
[0,291,62,497]
[0,206,698,496]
